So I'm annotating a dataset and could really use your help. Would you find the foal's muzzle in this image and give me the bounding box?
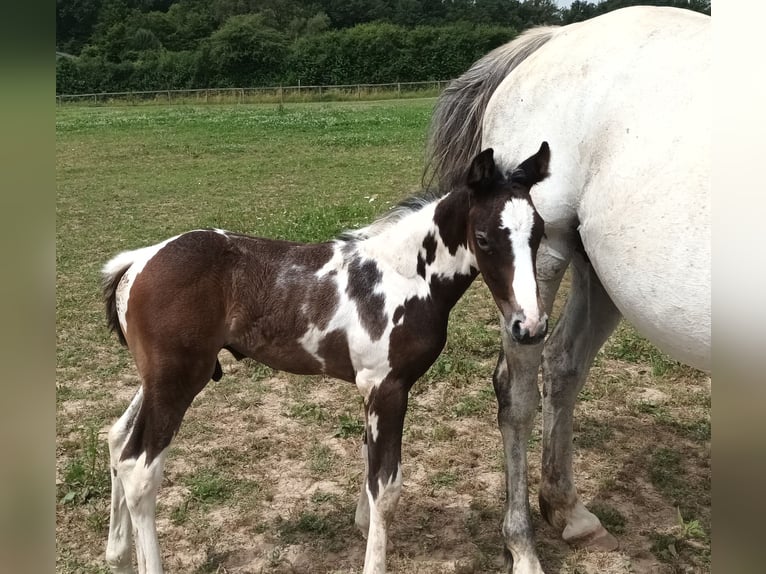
[509,312,548,345]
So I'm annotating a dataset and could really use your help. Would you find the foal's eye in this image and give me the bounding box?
[475,231,491,251]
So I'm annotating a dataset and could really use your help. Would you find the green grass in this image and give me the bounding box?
[170,467,261,525]
[648,447,687,503]
[184,468,234,503]
[56,100,434,385]
[573,416,614,449]
[452,386,495,418]
[604,322,682,376]
[57,423,110,506]
[430,470,459,489]
[287,401,329,423]
[588,502,627,536]
[335,413,365,438]
[308,442,335,474]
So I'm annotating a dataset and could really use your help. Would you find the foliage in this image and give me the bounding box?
[58,424,110,506]
[56,0,709,93]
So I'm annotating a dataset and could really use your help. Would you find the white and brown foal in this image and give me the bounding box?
[102,144,550,574]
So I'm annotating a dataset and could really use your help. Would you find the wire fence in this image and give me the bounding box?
[55,80,452,106]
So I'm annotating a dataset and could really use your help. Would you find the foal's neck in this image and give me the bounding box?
[354,190,477,283]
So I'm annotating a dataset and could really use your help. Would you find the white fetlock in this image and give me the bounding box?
[511,554,546,574]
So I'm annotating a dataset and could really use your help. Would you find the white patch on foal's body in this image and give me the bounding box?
[500,198,539,325]
[296,197,478,399]
[103,233,185,336]
[367,411,380,442]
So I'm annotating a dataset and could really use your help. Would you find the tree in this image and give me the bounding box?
[206,14,289,86]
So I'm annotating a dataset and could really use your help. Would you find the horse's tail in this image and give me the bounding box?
[102,250,137,347]
[424,26,557,191]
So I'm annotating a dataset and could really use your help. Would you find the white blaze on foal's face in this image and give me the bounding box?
[500,197,539,324]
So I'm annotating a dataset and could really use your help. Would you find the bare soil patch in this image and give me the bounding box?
[56,281,710,574]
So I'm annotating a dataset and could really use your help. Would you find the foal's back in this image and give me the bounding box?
[112,230,346,381]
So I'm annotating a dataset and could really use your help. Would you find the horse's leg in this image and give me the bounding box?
[538,249,621,550]
[113,353,216,574]
[494,235,572,574]
[355,431,370,536]
[106,389,143,573]
[360,379,409,574]
[120,446,168,574]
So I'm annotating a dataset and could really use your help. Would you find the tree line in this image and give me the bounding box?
[56,0,711,94]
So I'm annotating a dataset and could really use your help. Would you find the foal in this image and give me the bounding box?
[102,144,550,574]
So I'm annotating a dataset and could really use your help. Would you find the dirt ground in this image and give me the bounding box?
[56,280,710,574]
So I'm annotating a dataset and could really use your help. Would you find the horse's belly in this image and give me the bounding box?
[578,186,710,372]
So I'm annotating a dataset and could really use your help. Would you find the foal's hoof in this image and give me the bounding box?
[567,525,619,552]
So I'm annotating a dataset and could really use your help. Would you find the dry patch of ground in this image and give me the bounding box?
[56,280,710,574]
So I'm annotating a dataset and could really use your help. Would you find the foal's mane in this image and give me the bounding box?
[338,187,443,241]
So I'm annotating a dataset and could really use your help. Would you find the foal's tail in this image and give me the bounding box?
[424,26,556,192]
[102,250,137,347]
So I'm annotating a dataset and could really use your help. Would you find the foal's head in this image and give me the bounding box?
[466,143,550,345]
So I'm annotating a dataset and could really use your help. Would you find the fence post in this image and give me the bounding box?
[397,82,401,98]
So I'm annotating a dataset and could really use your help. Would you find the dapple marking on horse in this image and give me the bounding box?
[102,145,550,574]
[425,6,709,573]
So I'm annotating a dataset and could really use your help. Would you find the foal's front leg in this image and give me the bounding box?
[355,432,371,537]
[494,233,572,574]
[492,338,545,574]
[359,378,409,574]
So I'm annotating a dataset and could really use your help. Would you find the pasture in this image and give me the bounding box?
[56,100,710,573]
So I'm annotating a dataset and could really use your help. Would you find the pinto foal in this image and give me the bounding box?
[102,145,550,574]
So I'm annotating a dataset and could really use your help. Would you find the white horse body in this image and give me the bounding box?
[426,7,710,573]
[483,7,710,370]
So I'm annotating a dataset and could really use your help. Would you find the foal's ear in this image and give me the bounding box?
[510,141,551,188]
[466,148,499,192]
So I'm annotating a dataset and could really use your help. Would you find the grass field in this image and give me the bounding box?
[56,100,710,574]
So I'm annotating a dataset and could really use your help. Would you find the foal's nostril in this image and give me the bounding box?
[511,319,524,340]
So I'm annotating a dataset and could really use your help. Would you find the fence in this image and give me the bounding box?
[55,80,451,106]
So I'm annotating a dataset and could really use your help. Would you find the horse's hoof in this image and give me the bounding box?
[355,524,368,539]
[567,525,619,552]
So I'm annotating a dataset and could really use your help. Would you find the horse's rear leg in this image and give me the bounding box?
[107,357,215,574]
[120,448,168,573]
[538,249,621,550]
[106,390,143,573]
[494,233,572,574]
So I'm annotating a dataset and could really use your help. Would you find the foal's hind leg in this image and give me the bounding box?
[106,389,143,573]
[538,250,621,550]
[118,445,169,573]
[494,233,572,574]
[110,355,216,574]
